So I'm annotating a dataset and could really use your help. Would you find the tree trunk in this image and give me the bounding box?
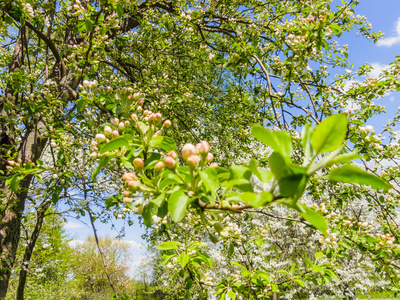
[16,200,51,300]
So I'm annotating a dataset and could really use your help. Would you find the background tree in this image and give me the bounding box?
[70,235,133,298]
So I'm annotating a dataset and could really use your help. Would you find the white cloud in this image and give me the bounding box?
[64,221,84,229]
[125,240,146,250]
[343,79,361,92]
[377,17,400,47]
[68,239,84,247]
[368,62,390,78]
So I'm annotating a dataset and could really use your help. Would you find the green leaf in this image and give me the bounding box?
[151,192,166,207]
[76,99,86,112]
[329,164,391,190]
[251,126,292,157]
[200,168,219,200]
[228,290,236,300]
[4,16,13,25]
[301,123,314,159]
[231,261,246,269]
[185,277,193,290]
[254,270,270,282]
[240,191,273,207]
[299,204,327,234]
[315,252,324,259]
[10,176,20,193]
[312,114,347,154]
[180,253,189,268]
[157,241,182,250]
[116,3,124,18]
[85,19,93,32]
[149,136,176,151]
[92,156,111,180]
[269,152,308,197]
[168,190,189,222]
[142,203,154,228]
[248,159,272,182]
[99,137,129,154]
[161,253,176,265]
[326,151,361,166]
[294,279,305,287]
[229,165,252,180]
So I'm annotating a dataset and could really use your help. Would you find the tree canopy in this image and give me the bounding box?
[1,0,400,299]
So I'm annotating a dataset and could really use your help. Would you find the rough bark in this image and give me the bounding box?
[16,200,51,300]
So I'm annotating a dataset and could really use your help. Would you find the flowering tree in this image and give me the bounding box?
[1,0,400,298]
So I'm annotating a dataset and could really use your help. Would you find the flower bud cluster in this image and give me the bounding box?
[122,172,140,192]
[181,141,213,168]
[318,232,337,245]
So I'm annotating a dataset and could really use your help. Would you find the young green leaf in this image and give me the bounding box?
[200,168,219,200]
[301,123,314,159]
[151,192,166,207]
[312,114,347,155]
[157,241,183,250]
[329,164,392,190]
[240,191,273,207]
[179,253,189,268]
[248,159,273,183]
[99,137,129,154]
[251,126,292,157]
[299,204,327,234]
[168,190,189,222]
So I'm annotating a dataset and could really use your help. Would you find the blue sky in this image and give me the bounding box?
[62,0,400,277]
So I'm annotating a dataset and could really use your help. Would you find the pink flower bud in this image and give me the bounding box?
[182,143,196,161]
[155,161,164,172]
[152,130,161,138]
[124,120,130,127]
[113,118,119,126]
[187,155,199,167]
[137,106,143,112]
[163,119,172,128]
[196,141,210,154]
[210,162,218,168]
[149,113,156,122]
[206,153,214,163]
[122,172,137,181]
[131,113,138,121]
[104,126,112,135]
[127,180,140,191]
[118,122,125,130]
[133,158,144,170]
[112,130,119,138]
[7,160,15,166]
[155,112,162,122]
[17,158,22,164]
[123,197,133,203]
[95,133,106,143]
[93,145,98,151]
[168,150,178,159]
[139,100,145,105]
[122,190,130,197]
[6,165,13,170]
[164,156,176,169]
[90,152,97,159]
